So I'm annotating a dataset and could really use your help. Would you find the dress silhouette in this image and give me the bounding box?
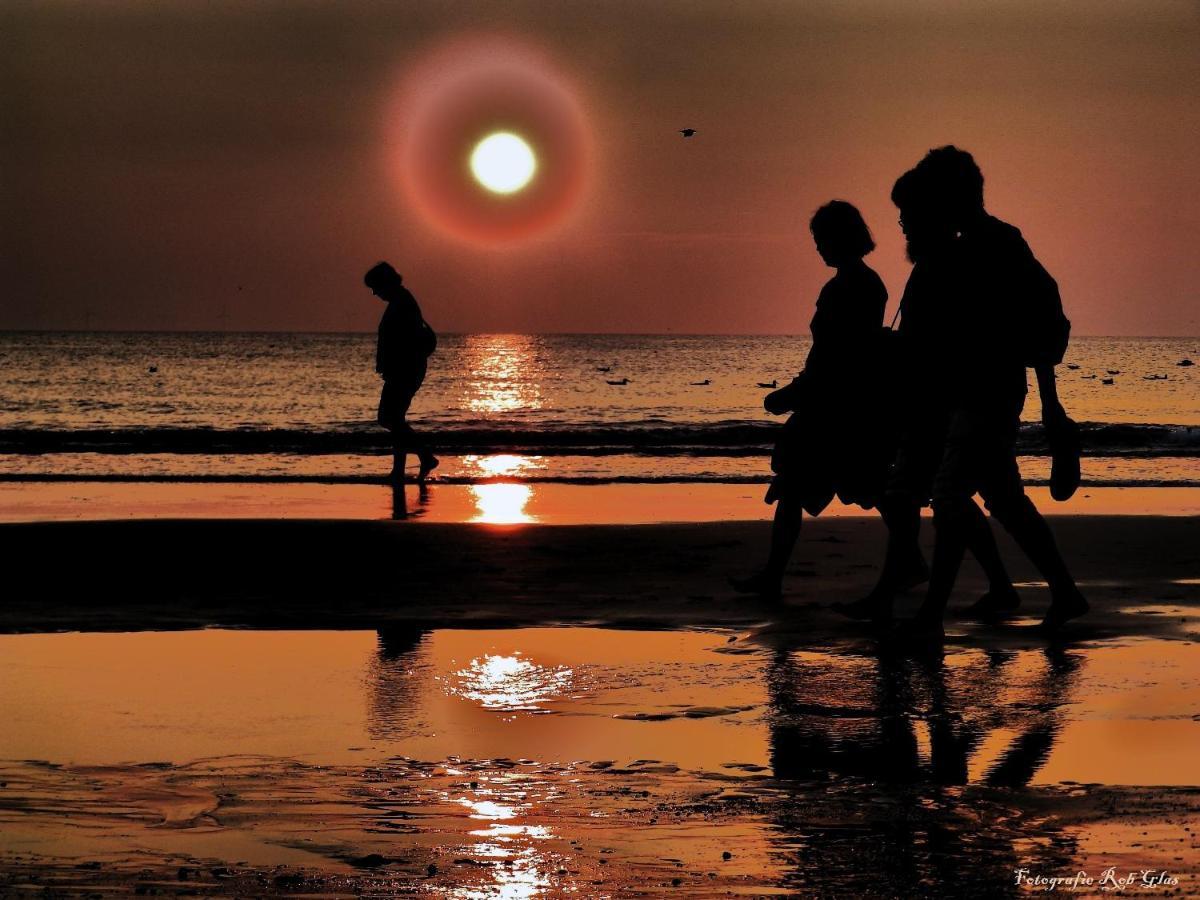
[731,201,890,597]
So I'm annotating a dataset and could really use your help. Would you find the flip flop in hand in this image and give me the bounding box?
[1046,411,1081,501]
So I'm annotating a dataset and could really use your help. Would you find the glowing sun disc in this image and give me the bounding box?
[471,132,536,194]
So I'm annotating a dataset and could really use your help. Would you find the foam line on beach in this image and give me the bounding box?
[0,472,1198,488]
[1,421,1198,456]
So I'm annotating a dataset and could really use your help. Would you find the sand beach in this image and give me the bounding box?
[2,487,1198,896]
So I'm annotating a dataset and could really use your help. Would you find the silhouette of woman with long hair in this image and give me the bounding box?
[366,262,439,483]
[731,201,892,597]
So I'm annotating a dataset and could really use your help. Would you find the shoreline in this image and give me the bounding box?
[3,482,1200,524]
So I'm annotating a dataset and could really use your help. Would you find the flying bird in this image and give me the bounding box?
[679,128,696,138]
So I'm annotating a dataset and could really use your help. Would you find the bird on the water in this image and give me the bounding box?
[607,377,630,386]
[679,128,696,138]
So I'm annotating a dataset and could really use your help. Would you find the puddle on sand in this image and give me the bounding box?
[0,628,1198,896]
[0,628,767,770]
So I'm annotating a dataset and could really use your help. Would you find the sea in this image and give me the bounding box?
[0,332,1197,487]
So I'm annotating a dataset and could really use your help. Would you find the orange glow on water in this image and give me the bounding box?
[461,335,545,415]
[449,652,574,711]
[469,454,536,478]
[470,483,535,524]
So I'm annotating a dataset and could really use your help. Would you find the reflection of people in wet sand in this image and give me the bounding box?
[878,149,1088,640]
[368,626,430,740]
[391,482,430,520]
[764,641,1081,892]
[730,202,891,598]
[366,262,439,483]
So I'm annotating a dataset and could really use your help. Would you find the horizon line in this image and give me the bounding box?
[1,328,1197,340]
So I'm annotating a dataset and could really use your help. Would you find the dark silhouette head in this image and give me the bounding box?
[365,261,404,301]
[914,145,985,228]
[809,200,875,268]
[892,168,954,263]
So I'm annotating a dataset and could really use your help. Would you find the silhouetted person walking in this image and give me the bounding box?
[731,201,892,598]
[734,201,1019,606]
[366,262,439,483]
[890,148,1088,639]
[836,170,1021,625]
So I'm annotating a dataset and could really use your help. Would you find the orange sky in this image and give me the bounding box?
[3,0,1197,335]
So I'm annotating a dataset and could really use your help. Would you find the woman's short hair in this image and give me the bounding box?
[811,202,878,259]
[809,200,875,258]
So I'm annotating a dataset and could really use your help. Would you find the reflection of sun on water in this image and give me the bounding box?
[470,483,535,524]
[464,455,543,523]
[463,454,537,478]
[461,797,518,820]
[452,792,554,900]
[449,652,574,711]
[458,336,545,524]
[451,847,551,900]
[462,335,545,415]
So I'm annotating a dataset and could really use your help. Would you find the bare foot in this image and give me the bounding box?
[962,587,1022,623]
[832,594,893,623]
[417,455,440,482]
[1040,589,1089,631]
[833,557,928,623]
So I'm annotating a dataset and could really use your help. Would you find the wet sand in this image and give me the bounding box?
[2,755,1196,897]
[2,480,1200,523]
[1,502,1198,896]
[2,513,1199,639]
[1,627,1198,898]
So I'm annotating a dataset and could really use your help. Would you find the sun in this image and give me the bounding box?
[470,132,537,194]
